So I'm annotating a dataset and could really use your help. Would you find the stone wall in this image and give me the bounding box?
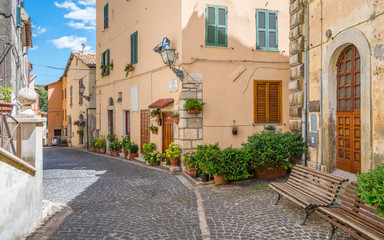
[289,0,305,132]
[174,73,203,153]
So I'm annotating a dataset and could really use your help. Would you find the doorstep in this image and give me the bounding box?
[331,169,357,182]
[134,157,145,163]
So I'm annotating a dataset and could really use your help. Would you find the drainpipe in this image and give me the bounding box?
[318,0,324,171]
[301,0,310,166]
[86,107,96,150]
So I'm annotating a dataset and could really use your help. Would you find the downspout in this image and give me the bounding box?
[86,107,96,150]
[301,0,310,166]
[318,0,324,171]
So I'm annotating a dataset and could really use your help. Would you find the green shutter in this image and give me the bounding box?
[104,3,108,29]
[257,10,278,51]
[16,6,21,28]
[206,5,227,47]
[131,31,138,64]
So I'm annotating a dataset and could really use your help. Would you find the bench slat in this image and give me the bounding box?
[290,169,342,193]
[285,181,333,205]
[269,183,312,207]
[288,173,337,200]
[295,165,347,183]
[340,203,384,232]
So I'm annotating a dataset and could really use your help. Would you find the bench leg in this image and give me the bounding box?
[274,193,282,205]
[327,224,338,240]
[301,207,315,225]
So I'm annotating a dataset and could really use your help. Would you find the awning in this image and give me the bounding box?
[148,98,174,109]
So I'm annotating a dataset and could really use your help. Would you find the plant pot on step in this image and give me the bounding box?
[170,157,179,166]
[148,161,159,166]
[201,174,209,182]
[129,153,138,160]
[111,151,120,157]
[187,109,200,114]
[99,147,106,154]
[255,166,287,179]
[186,168,198,178]
[92,147,97,153]
[173,118,180,125]
[124,152,129,159]
[0,102,15,115]
[213,174,229,185]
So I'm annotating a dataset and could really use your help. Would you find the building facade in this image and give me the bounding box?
[96,0,290,153]
[289,0,384,174]
[45,79,64,145]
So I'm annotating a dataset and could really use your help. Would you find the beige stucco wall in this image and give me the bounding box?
[298,0,384,172]
[96,0,290,153]
[66,56,96,148]
[46,80,63,146]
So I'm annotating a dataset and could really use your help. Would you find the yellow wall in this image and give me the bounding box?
[96,0,290,153]
[46,80,63,145]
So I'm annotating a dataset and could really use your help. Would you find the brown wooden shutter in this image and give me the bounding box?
[254,81,282,123]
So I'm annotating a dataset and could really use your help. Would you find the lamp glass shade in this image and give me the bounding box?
[79,83,85,95]
[160,48,175,65]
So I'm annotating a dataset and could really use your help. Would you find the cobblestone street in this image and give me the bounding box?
[27,148,354,240]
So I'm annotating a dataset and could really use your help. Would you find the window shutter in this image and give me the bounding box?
[16,6,21,28]
[217,7,227,46]
[256,10,267,50]
[254,82,267,123]
[104,3,109,29]
[206,5,227,47]
[206,6,216,45]
[131,32,138,64]
[268,82,281,123]
[268,12,278,50]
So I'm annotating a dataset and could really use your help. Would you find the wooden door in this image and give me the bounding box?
[336,45,361,174]
[140,110,150,152]
[162,112,174,153]
[125,111,130,138]
[108,110,114,135]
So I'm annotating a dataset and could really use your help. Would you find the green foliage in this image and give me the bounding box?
[0,85,13,103]
[95,135,106,148]
[142,142,163,164]
[184,98,205,110]
[194,143,221,176]
[182,153,199,169]
[122,136,131,149]
[357,164,384,218]
[129,143,139,154]
[264,125,276,131]
[165,142,181,159]
[150,109,161,117]
[77,129,84,135]
[36,85,48,112]
[107,134,117,143]
[252,185,269,190]
[171,112,179,118]
[143,142,156,153]
[242,130,306,171]
[90,139,97,148]
[124,63,134,77]
[109,141,122,151]
[149,126,158,132]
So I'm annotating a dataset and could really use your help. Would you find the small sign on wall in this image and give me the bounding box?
[169,78,178,92]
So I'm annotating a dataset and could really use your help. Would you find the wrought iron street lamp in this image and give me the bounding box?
[154,37,184,81]
[79,83,90,101]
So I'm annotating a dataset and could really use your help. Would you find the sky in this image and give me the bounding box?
[24,0,96,85]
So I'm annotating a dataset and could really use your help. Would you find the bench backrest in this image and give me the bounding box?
[288,165,347,204]
[341,182,384,232]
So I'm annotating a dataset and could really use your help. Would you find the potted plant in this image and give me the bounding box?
[149,126,158,134]
[242,131,306,179]
[165,142,181,166]
[0,85,14,115]
[109,141,122,157]
[100,64,106,77]
[184,98,205,114]
[143,142,162,166]
[150,109,161,118]
[122,136,131,158]
[90,139,97,152]
[129,142,139,160]
[171,112,180,125]
[264,125,276,132]
[182,153,199,178]
[124,63,134,77]
[77,129,84,136]
[95,135,107,154]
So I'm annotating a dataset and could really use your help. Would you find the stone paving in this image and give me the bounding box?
[27,147,355,240]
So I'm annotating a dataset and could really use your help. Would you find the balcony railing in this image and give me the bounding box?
[0,114,21,158]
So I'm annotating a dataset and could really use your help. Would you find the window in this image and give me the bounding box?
[256,10,278,51]
[254,81,282,123]
[206,5,227,47]
[104,3,109,29]
[79,79,83,106]
[62,90,64,100]
[125,111,130,138]
[131,31,138,64]
[65,88,66,99]
[70,86,73,107]
[101,49,110,75]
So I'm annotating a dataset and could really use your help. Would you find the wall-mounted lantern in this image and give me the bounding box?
[79,83,90,102]
[154,37,184,81]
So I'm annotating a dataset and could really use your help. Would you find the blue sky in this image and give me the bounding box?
[24,0,96,85]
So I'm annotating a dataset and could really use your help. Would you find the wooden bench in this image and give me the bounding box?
[269,165,347,224]
[316,182,384,240]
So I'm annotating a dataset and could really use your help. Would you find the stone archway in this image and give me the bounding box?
[322,28,371,173]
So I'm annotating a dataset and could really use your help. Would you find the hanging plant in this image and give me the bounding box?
[124,63,134,77]
[150,109,161,118]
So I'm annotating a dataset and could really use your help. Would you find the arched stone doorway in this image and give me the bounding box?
[322,28,371,173]
[336,45,361,174]
[107,98,114,136]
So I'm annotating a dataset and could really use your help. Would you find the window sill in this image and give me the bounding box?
[255,48,279,52]
[252,123,284,126]
[204,45,229,49]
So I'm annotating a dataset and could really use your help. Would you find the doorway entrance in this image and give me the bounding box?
[336,45,361,174]
[140,110,150,152]
[162,112,174,153]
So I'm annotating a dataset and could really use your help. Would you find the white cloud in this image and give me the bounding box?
[30,45,39,51]
[31,24,47,37]
[54,1,95,30]
[50,35,92,51]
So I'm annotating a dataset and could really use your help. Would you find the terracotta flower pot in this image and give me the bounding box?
[124,152,129,159]
[213,174,229,185]
[255,166,287,179]
[187,109,200,114]
[148,161,159,166]
[129,153,138,160]
[186,168,198,178]
[96,148,100,153]
[0,102,15,115]
[99,147,106,154]
[92,148,97,153]
[170,158,179,166]
[111,151,120,157]
[173,118,180,125]
[151,130,158,135]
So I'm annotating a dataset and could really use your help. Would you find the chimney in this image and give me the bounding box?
[82,43,85,53]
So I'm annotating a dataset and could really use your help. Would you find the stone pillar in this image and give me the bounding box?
[289,0,305,131]
[174,73,204,154]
